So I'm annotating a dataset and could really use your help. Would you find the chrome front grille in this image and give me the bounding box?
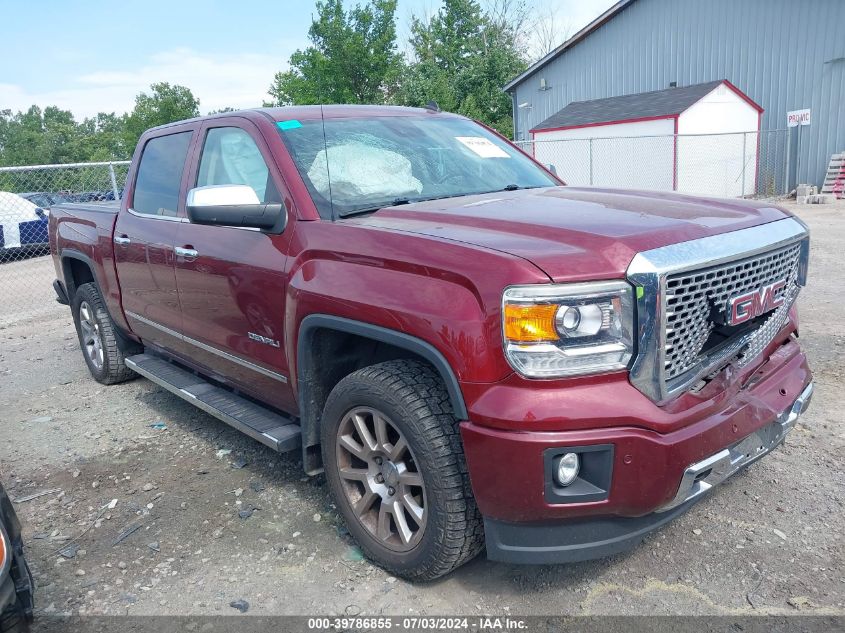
[664,242,802,380]
[627,218,810,404]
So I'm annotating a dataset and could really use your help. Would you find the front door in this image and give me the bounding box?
[114,128,194,354]
[174,119,296,413]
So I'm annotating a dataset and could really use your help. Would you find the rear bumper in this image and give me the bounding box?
[482,382,813,564]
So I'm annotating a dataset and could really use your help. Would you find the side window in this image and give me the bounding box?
[132,131,193,217]
[197,127,278,203]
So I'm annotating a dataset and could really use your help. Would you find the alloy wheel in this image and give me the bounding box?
[335,407,427,551]
[78,300,104,370]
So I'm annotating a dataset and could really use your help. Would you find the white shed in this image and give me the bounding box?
[530,80,762,197]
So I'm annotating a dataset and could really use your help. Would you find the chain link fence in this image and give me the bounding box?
[517,129,790,199]
[0,161,130,326]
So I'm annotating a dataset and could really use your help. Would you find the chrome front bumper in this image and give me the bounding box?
[657,382,814,513]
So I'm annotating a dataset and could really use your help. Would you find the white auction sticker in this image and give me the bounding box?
[455,136,510,158]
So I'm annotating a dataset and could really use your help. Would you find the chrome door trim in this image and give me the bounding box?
[128,206,264,231]
[127,311,183,340]
[182,332,288,383]
[125,311,288,383]
[127,208,189,223]
[626,218,809,404]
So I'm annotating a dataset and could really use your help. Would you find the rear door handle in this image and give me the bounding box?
[114,235,130,246]
[174,246,198,261]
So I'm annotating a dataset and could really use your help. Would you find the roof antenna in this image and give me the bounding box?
[425,100,441,112]
[319,104,336,221]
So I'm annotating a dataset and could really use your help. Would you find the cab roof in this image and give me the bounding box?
[261,104,463,121]
[146,105,463,133]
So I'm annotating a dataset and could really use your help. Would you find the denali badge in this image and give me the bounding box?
[248,332,281,348]
[726,279,787,326]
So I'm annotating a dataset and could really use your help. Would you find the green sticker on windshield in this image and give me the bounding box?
[277,120,302,131]
[636,286,645,299]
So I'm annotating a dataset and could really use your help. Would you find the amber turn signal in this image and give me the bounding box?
[503,304,559,342]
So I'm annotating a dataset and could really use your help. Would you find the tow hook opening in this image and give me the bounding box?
[693,468,712,483]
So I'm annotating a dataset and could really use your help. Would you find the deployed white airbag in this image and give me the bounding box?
[308,142,423,203]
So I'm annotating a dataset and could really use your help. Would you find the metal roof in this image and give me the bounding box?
[504,0,638,92]
[531,80,756,132]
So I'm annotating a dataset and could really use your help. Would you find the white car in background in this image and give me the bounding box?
[0,191,49,253]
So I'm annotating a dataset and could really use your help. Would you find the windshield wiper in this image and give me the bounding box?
[337,188,541,218]
[500,184,545,192]
[337,197,413,218]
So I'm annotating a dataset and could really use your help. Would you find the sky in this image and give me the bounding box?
[0,0,616,120]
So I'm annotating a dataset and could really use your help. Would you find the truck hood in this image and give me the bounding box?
[353,186,791,281]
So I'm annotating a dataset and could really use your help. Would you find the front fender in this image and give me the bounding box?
[285,255,510,387]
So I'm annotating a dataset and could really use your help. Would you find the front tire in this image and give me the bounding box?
[321,360,484,580]
[71,283,139,384]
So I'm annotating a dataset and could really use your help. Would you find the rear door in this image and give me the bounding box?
[173,117,297,413]
[114,128,195,353]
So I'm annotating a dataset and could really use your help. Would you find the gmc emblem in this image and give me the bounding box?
[726,279,787,326]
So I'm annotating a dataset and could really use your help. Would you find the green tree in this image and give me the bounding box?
[267,0,404,105]
[400,0,528,137]
[0,105,88,166]
[124,82,200,149]
[74,112,131,162]
[0,83,201,172]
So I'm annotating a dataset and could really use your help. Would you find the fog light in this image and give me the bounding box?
[556,452,580,486]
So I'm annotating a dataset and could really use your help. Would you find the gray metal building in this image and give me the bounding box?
[505,0,845,188]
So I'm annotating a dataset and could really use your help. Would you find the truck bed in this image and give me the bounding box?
[49,200,123,326]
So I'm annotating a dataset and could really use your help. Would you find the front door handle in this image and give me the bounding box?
[174,246,199,261]
[114,235,130,246]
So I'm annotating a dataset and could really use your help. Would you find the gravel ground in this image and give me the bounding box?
[0,200,842,618]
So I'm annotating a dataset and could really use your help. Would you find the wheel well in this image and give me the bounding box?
[297,317,467,474]
[301,328,426,439]
[63,256,95,298]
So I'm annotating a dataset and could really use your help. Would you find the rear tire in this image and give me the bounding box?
[321,359,484,580]
[71,282,139,384]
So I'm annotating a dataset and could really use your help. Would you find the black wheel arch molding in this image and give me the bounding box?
[296,314,469,473]
[59,248,139,346]
[58,248,102,299]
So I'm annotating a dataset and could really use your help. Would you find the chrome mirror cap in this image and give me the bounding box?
[186,184,260,208]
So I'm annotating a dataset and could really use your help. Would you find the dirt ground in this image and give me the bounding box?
[0,200,843,618]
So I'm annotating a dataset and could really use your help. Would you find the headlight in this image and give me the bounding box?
[502,280,635,378]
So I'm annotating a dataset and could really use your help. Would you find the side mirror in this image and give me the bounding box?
[186,185,285,231]
[546,163,558,176]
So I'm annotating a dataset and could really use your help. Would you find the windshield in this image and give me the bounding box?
[277,115,557,219]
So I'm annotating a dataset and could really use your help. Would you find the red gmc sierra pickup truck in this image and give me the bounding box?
[48,105,813,580]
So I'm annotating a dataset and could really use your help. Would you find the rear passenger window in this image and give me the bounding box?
[132,131,192,217]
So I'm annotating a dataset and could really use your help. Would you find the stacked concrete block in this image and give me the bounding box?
[821,152,845,199]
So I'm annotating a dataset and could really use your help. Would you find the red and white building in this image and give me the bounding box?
[530,80,762,198]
